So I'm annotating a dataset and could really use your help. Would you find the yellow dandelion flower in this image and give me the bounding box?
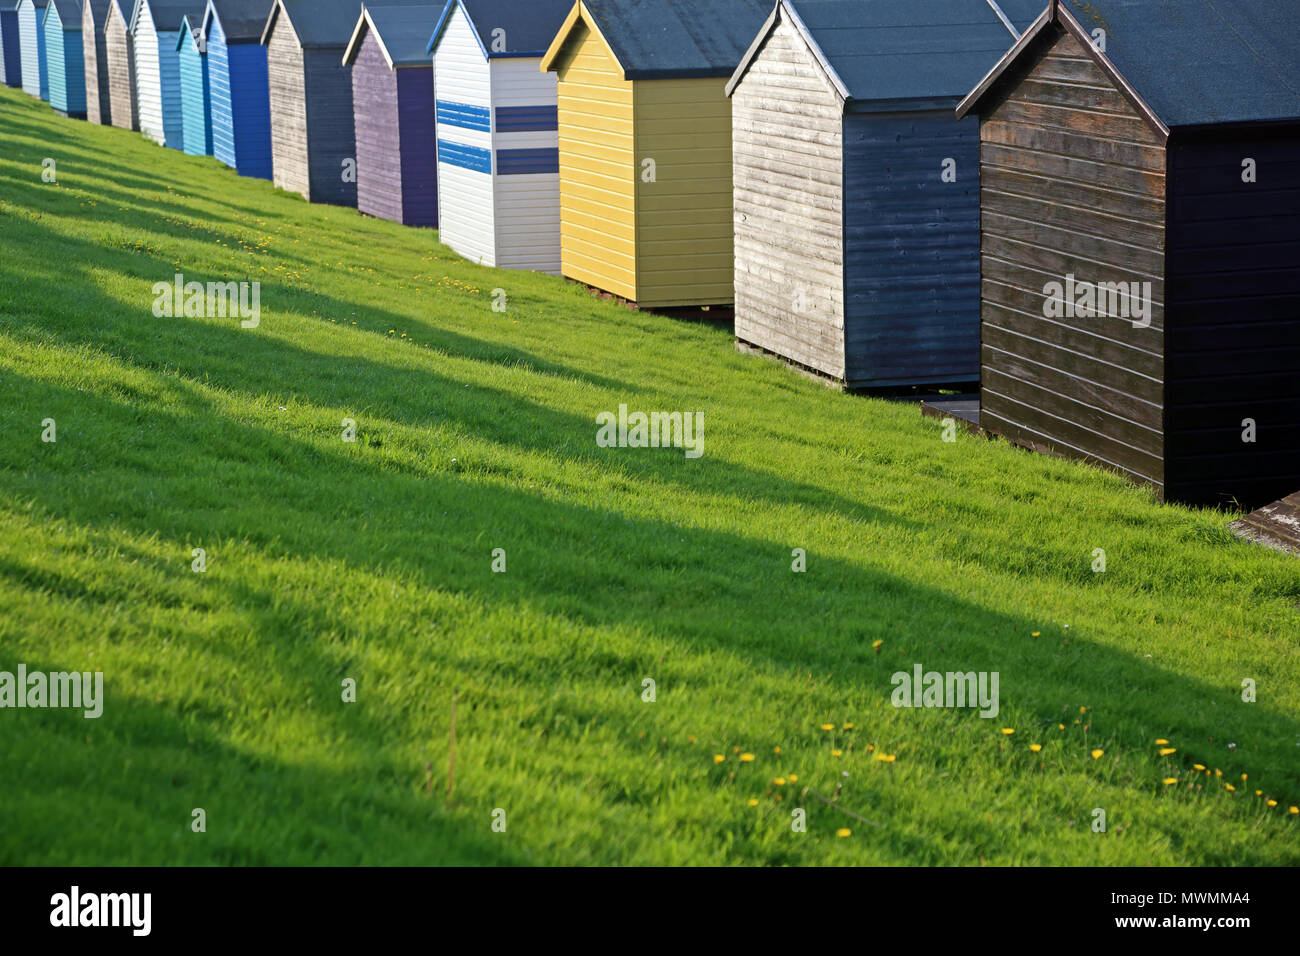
[773,777,786,786]
[788,774,798,783]
[1267,799,1278,807]
[821,723,835,731]
[740,753,755,763]
[1255,790,1263,797]
[831,749,843,757]
[713,754,725,764]
[773,746,781,754]
[1162,778,1177,785]
[836,828,851,838]
[1289,807,1298,815]
[1193,764,1205,771]
[872,640,883,653]
[1080,706,1088,713]
[1215,769,1223,778]
[748,799,759,807]
[1242,773,1248,781]
[843,723,854,730]
[1029,744,1043,753]
[1058,723,1066,730]
[1001,728,1015,735]
[1155,738,1169,745]
[876,753,897,763]
[1091,749,1104,759]
[733,746,740,753]
[1158,748,1176,756]
[1226,784,1236,791]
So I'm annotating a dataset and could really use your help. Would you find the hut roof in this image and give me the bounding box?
[203,0,271,43]
[47,0,83,27]
[960,0,1300,130]
[428,0,570,59]
[131,0,206,32]
[729,0,1039,107]
[261,0,358,47]
[344,3,438,66]
[83,0,114,28]
[543,0,770,80]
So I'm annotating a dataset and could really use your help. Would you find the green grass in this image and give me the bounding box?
[1,87,1297,866]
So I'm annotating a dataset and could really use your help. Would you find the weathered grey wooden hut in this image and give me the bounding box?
[261,0,364,205]
[81,0,112,122]
[727,0,1040,388]
[958,0,1300,508]
[103,0,136,128]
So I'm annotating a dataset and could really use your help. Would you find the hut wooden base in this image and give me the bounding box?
[1231,493,1300,556]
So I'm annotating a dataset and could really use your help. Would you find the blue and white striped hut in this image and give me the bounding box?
[130,0,205,148]
[16,0,49,99]
[427,0,571,272]
[43,0,87,118]
[203,0,274,178]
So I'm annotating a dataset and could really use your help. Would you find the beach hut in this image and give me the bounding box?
[428,0,572,265]
[16,0,48,100]
[176,12,210,153]
[342,2,440,227]
[103,0,137,128]
[540,0,769,309]
[261,0,366,205]
[727,0,1040,389]
[81,0,112,122]
[203,0,273,178]
[43,0,86,118]
[130,0,204,148]
[1,2,22,88]
[956,0,1300,508]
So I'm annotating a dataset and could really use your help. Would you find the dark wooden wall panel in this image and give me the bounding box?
[978,27,1168,490]
[303,46,356,207]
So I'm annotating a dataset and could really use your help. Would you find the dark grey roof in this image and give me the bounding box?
[83,0,114,28]
[204,0,272,42]
[737,0,1039,106]
[345,3,439,66]
[1058,0,1300,127]
[428,0,571,58]
[136,0,207,32]
[48,0,83,26]
[263,0,427,48]
[581,0,771,79]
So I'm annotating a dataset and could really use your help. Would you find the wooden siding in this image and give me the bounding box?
[45,7,86,117]
[210,30,271,178]
[394,65,436,227]
[1164,129,1300,507]
[634,76,734,307]
[491,56,558,272]
[156,25,183,149]
[18,1,48,100]
[978,29,1168,491]
[178,29,211,155]
[104,0,136,129]
[133,3,163,142]
[843,111,980,387]
[352,27,403,222]
[731,13,844,378]
[434,3,493,264]
[266,15,308,198]
[302,46,355,206]
[1,10,20,88]
[553,20,635,299]
[83,1,111,122]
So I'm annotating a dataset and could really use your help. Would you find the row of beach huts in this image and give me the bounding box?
[2,0,1299,516]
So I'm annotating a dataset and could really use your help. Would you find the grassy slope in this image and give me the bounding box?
[0,88,1297,866]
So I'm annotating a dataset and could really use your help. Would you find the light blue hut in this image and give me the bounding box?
[43,0,86,117]
[176,11,210,153]
[203,0,272,177]
[16,0,48,99]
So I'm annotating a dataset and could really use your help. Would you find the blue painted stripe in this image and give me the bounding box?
[438,139,492,174]
[494,105,557,133]
[496,147,559,176]
[436,100,490,132]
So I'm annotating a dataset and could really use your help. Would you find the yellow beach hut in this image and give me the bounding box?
[540,0,768,310]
